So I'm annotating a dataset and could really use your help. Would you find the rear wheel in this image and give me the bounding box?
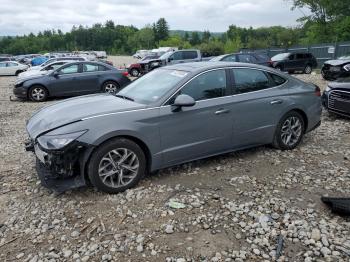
[29,85,48,102]
[130,68,140,77]
[304,64,312,74]
[272,111,305,150]
[87,138,146,194]
[102,81,120,94]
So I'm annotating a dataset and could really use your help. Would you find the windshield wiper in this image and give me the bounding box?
[115,94,134,101]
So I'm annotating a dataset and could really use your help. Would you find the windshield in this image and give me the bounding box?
[159,51,173,60]
[117,69,188,104]
[271,53,290,61]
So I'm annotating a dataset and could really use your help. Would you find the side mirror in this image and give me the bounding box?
[53,71,59,78]
[168,57,173,62]
[172,94,196,111]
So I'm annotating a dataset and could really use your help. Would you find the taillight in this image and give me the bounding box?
[314,85,321,97]
[122,71,128,76]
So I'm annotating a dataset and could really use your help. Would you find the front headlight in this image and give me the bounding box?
[15,80,25,87]
[37,130,87,150]
[343,64,350,71]
[325,86,331,92]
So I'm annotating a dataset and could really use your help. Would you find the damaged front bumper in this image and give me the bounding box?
[26,139,93,192]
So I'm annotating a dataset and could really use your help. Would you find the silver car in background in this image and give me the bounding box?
[25,62,322,193]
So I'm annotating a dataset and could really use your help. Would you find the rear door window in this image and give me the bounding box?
[0,62,6,67]
[83,63,100,72]
[232,68,273,94]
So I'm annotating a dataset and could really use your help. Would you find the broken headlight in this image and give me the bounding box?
[37,130,87,150]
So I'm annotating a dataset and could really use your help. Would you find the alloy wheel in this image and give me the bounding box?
[98,148,139,188]
[130,69,139,77]
[104,83,118,94]
[31,87,45,101]
[280,116,302,147]
[305,65,312,74]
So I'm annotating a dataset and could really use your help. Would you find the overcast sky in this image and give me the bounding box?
[0,0,306,35]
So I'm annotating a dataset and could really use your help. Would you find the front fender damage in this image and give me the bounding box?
[28,140,94,193]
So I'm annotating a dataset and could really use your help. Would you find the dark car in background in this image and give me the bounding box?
[321,56,350,80]
[13,61,130,102]
[271,52,317,74]
[322,79,350,117]
[210,52,272,67]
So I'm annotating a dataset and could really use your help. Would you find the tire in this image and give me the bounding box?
[87,138,146,194]
[304,64,312,74]
[15,70,23,76]
[28,85,48,102]
[272,111,305,150]
[102,81,120,94]
[321,69,331,80]
[130,68,140,77]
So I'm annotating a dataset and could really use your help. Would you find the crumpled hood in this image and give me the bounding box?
[139,58,162,64]
[26,94,146,139]
[324,59,350,66]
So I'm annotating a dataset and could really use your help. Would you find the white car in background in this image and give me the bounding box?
[28,57,86,71]
[0,61,28,76]
[18,61,70,79]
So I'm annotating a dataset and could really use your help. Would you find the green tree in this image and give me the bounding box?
[202,30,211,43]
[190,32,201,46]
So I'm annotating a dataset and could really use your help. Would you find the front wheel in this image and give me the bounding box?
[87,138,146,193]
[102,81,120,94]
[130,68,140,77]
[29,85,48,102]
[272,111,305,150]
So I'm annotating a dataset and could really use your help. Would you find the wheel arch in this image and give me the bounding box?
[27,84,50,98]
[81,134,152,183]
[284,108,308,133]
[101,79,120,90]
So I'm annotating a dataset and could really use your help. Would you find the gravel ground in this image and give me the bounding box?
[0,71,349,262]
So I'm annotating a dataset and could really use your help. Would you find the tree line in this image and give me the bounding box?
[0,0,349,56]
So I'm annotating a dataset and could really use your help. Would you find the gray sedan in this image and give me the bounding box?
[25,62,322,193]
[14,61,130,102]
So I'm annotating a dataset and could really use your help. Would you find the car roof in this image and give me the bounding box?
[164,61,274,73]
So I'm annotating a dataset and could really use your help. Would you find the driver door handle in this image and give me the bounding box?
[215,109,230,115]
[270,99,283,105]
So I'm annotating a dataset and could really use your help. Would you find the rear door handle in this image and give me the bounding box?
[270,100,283,105]
[215,109,230,115]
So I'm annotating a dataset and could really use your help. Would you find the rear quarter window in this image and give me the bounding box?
[268,73,287,86]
